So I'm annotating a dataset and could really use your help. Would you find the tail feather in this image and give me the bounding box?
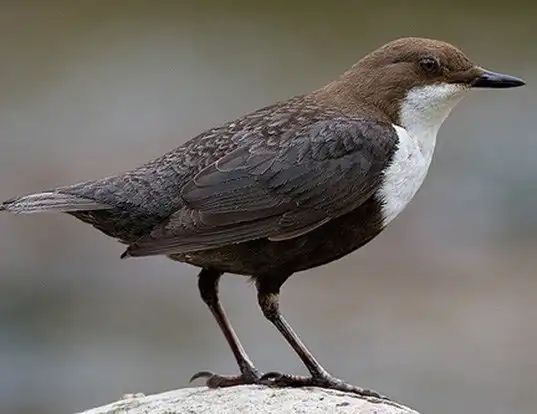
[1,191,111,214]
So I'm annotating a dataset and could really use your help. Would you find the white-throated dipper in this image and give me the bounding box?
[1,37,525,399]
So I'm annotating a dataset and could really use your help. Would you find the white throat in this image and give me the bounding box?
[399,83,467,157]
[378,83,467,225]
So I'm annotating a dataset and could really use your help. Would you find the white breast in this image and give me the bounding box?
[378,125,434,225]
[377,83,467,226]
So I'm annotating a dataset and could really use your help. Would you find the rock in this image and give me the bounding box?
[76,386,420,414]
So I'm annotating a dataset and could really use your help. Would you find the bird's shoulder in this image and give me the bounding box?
[62,96,331,207]
[64,95,398,223]
[142,95,367,172]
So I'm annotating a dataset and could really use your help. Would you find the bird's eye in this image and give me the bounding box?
[419,57,440,74]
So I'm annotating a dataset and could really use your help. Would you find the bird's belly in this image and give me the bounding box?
[377,128,434,226]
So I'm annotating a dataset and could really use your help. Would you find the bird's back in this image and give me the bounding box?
[5,95,346,243]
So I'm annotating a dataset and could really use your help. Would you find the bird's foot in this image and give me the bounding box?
[190,367,263,388]
[260,371,389,400]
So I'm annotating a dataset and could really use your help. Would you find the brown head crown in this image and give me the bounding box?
[319,37,525,127]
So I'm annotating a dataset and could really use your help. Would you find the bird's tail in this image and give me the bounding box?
[1,191,111,214]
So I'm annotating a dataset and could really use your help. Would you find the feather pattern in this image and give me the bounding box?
[124,117,397,257]
[1,192,110,214]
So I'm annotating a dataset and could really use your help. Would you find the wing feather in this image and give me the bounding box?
[124,118,397,257]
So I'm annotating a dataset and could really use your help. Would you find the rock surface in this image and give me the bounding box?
[76,386,420,414]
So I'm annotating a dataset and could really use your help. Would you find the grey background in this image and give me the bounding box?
[0,1,535,413]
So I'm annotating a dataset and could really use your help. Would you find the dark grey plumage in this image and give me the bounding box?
[2,95,398,269]
[125,115,396,259]
[0,192,107,213]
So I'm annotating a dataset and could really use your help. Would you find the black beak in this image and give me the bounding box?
[472,69,525,89]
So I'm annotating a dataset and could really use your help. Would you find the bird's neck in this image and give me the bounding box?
[397,84,466,157]
[313,81,465,159]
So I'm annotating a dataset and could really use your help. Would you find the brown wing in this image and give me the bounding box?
[123,118,397,257]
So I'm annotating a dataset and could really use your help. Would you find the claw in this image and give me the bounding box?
[189,371,215,383]
[188,368,263,388]
[189,368,387,400]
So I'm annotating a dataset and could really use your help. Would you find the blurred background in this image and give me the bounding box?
[0,1,535,413]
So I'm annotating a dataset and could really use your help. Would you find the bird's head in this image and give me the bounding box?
[322,37,525,135]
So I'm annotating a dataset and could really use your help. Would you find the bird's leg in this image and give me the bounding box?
[256,274,388,400]
[190,268,262,388]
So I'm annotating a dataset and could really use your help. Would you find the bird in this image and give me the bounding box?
[1,37,525,399]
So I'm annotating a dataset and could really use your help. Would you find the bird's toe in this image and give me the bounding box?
[260,371,389,400]
[190,368,263,388]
